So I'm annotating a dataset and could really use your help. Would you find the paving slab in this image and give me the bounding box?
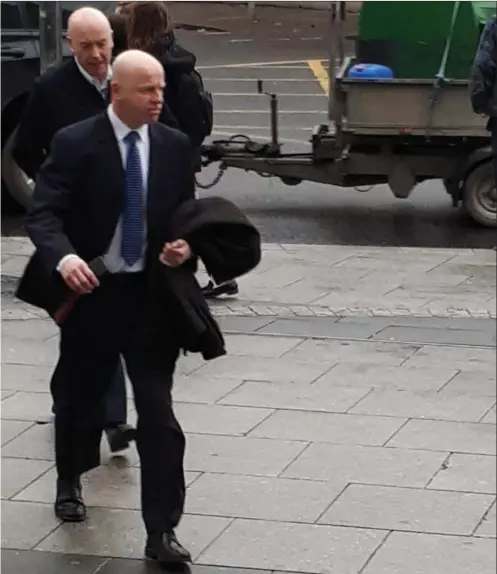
[386,419,497,455]
[35,508,231,562]
[281,443,448,488]
[1,458,54,500]
[319,484,495,535]
[183,434,308,477]
[439,371,496,397]
[349,389,496,423]
[249,410,406,446]
[196,519,387,573]
[218,380,370,413]
[1,501,61,550]
[1,419,33,446]
[314,362,457,392]
[1,550,107,574]
[427,453,496,494]
[475,503,497,538]
[362,531,496,574]
[186,473,344,523]
[371,325,496,347]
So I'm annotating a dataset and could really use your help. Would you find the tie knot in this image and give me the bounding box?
[124,130,140,145]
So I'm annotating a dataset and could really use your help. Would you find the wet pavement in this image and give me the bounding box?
[2,237,496,573]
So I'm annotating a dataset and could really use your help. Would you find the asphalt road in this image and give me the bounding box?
[2,5,495,249]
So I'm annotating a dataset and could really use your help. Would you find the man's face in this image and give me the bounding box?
[113,67,165,126]
[69,23,113,81]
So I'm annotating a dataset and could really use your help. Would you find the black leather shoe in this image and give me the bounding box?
[145,531,192,565]
[55,477,86,522]
[105,424,136,453]
[201,279,239,299]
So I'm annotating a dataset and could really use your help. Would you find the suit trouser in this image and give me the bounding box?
[51,356,127,428]
[53,273,185,534]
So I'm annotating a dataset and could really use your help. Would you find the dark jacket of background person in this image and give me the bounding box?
[470,16,497,132]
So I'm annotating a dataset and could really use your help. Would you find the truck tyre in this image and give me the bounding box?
[1,127,34,211]
[462,161,496,228]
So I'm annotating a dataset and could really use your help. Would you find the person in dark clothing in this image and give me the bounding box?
[470,15,497,186]
[13,7,135,454]
[125,1,239,298]
[108,12,128,59]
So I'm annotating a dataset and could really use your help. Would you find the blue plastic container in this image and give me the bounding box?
[347,63,394,79]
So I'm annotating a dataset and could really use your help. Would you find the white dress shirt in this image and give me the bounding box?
[74,57,112,99]
[56,105,150,274]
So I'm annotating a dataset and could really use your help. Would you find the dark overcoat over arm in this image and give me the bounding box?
[26,128,80,274]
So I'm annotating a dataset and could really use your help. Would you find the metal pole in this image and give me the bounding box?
[39,1,63,74]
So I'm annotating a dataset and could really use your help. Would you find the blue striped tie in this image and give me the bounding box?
[121,130,144,266]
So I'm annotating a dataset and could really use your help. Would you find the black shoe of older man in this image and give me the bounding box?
[55,477,86,522]
[105,424,136,453]
[145,531,192,565]
[201,279,239,299]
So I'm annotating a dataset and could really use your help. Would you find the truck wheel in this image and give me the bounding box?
[1,127,34,210]
[462,161,496,228]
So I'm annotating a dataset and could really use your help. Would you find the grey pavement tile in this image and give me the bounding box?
[173,376,245,405]
[1,419,33,446]
[256,317,381,339]
[362,531,496,574]
[1,339,58,366]
[386,419,497,455]
[319,484,495,535]
[1,363,54,393]
[428,453,496,494]
[197,519,387,573]
[249,410,406,446]
[315,362,456,392]
[1,319,58,341]
[175,403,273,436]
[224,334,303,358]
[289,339,419,366]
[1,390,17,400]
[36,508,231,562]
[402,345,496,373]
[193,355,334,384]
[1,422,141,467]
[439,371,496,397]
[481,406,497,424]
[14,466,200,507]
[1,391,54,422]
[282,443,448,488]
[1,238,35,256]
[349,389,495,423]
[372,325,496,347]
[384,316,497,331]
[176,353,206,376]
[0,550,107,574]
[1,458,53,500]
[218,381,370,413]
[97,558,269,574]
[186,473,344,523]
[1,500,60,549]
[184,434,308,477]
[1,255,30,276]
[475,502,496,538]
[216,315,276,333]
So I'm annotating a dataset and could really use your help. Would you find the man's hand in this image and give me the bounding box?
[160,239,192,268]
[60,256,99,294]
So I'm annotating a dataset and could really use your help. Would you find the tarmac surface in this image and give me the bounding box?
[2,3,495,248]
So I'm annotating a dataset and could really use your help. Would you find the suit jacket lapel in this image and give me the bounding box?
[147,124,164,228]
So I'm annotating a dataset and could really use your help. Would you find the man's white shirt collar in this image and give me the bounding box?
[107,105,149,144]
[74,56,111,92]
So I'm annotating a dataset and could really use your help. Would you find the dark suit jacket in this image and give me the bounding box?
[16,112,195,315]
[13,58,180,180]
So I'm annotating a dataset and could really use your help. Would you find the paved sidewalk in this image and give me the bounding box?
[3,238,496,319]
[1,238,496,573]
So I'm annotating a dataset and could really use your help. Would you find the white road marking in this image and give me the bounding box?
[229,38,254,43]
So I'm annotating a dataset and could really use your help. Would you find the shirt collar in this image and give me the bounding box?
[107,105,149,143]
[74,57,111,91]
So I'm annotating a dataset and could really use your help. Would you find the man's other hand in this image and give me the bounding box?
[160,240,192,268]
[60,256,99,294]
